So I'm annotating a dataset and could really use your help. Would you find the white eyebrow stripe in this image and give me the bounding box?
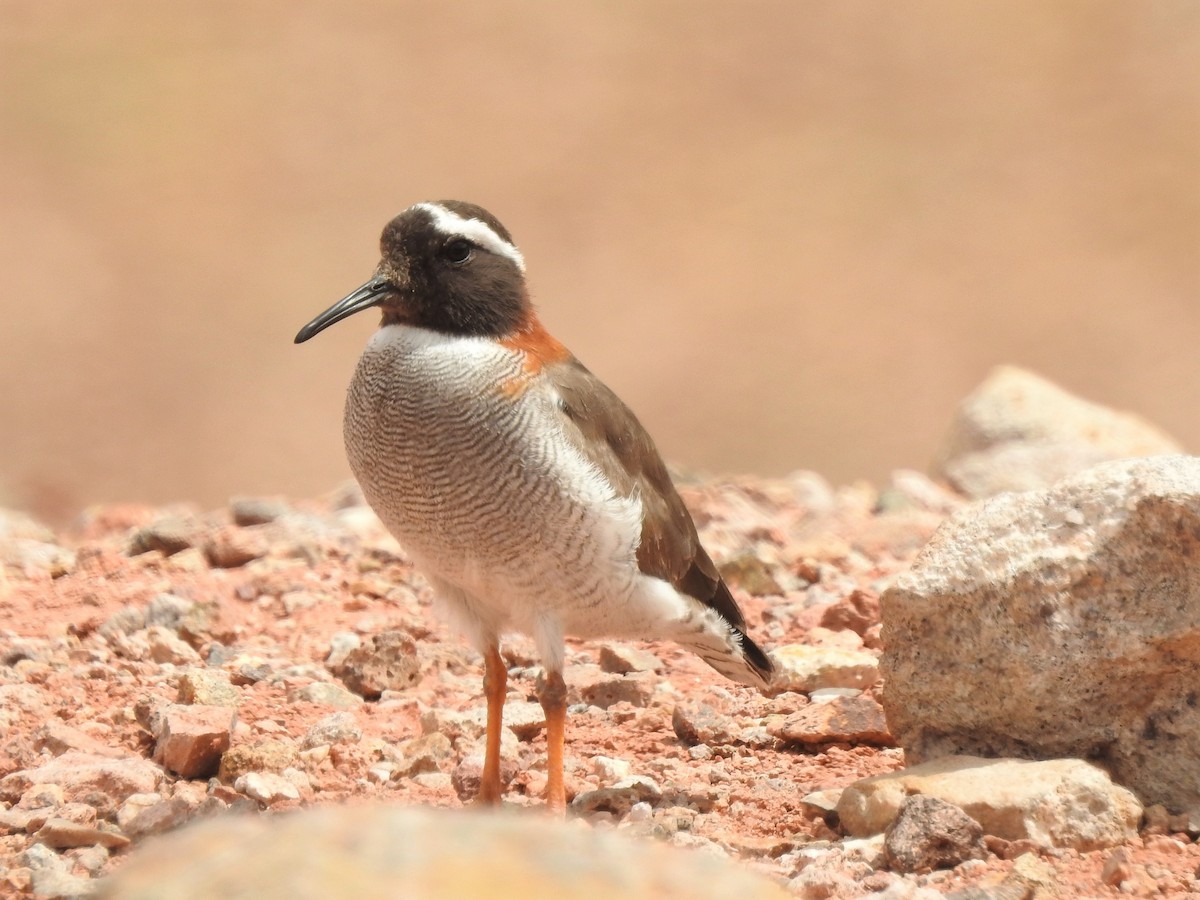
[413,203,526,272]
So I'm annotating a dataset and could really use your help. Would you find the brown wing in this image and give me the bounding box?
[547,356,749,632]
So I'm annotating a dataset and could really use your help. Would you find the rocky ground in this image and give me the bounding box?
[2,366,1200,898]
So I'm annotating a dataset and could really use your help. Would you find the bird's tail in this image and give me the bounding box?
[674,611,774,691]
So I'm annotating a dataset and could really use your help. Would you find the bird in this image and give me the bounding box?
[295,200,773,811]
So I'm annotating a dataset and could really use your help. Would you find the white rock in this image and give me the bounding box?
[767,645,879,694]
[235,772,301,805]
[934,365,1181,498]
[837,755,1140,851]
[882,456,1200,812]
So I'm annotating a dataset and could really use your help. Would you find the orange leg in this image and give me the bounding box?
[538,668,568,812]
[477,644,506,806]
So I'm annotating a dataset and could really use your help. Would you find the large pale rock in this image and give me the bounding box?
[838,756,1140,851]
[96,806,788,899]
[882,456,1200,811]
[935,366,1181,497]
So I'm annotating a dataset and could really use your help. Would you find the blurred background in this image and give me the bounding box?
[2,1,1197,524]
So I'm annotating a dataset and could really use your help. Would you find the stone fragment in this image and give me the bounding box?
[719,553,783,596]
[0,752,163,807]
[154,705,236,779]
[286,681,363,709]
[235,772,300,805]
[117,793,191,837]
[671,701,738,746]
[934,365,1181,498]
[36,817,131,850]
[98,606,145,640]
[324,632,361,670]
[882,456,1200,811]
[204,526,269,568]
[598,643,663,675]
[450,753,519,802]
[330,631,420,699]
[300,712,362,749]
[771,695,892,745]
[817,590,879,637]
[230,496,293,526]
[578,672,654,710]
[767,645,879,694]
[389,732,453,778]
[95,805,788,898]
[218,741,298,783]
[882,795,985,873]
[838,756,1140,851]
[423,701,545,743]
[31,867,94,900]
[34,722,126,759]
[144,593,194,629]
[128,516,201,557]
[177,668,240,708]
[573,776,663,816]
[145,626,202,665]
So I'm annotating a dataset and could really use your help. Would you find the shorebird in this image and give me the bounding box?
[295,201,773,810]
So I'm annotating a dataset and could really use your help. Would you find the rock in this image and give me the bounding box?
[719,553,783,596]
[218,741,298,783]
[598,643,663,675]
[450,754,519,802]
[31,867,95,900]
[577,671,654,709]
[97,606,145,640]
[934,365,1181,498]
[128,516,201,557]
[235,772,300,805]
[230,496,293,526]
[177,668,240,708]
[389,732,454,778]
[300,712,362,749]
[145,627,202,666]
[423,701,545,743]
[572,776,663,816]
[95,805,788,899]
[838,755,1140,851]
[204,526,269,568]
[882,795,985,873]
[1,539,76,578]
[144,593,194,630]
[286,681,363,709]
[882,456,1200,810]
[330,631,420,699]
[119,796,197,837]
[35,817,131,850]
[767,645,879,694]
[671,701,738,746]
[324,632,361,670]
[799,789,842,819]
[591,755,633,783]
[0,752,163,807]
[154,705,236,779]
[771,695,892,745]
[34,722,127,759]
[817,590,879,637]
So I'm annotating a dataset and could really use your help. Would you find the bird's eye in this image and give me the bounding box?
[442,239,474,264]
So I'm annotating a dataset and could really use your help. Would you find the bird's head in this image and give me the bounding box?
[295,200,530,343]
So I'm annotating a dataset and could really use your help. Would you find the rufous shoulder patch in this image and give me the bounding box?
[499,315,570,370]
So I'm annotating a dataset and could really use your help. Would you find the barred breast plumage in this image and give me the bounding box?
[344,324,651,660]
